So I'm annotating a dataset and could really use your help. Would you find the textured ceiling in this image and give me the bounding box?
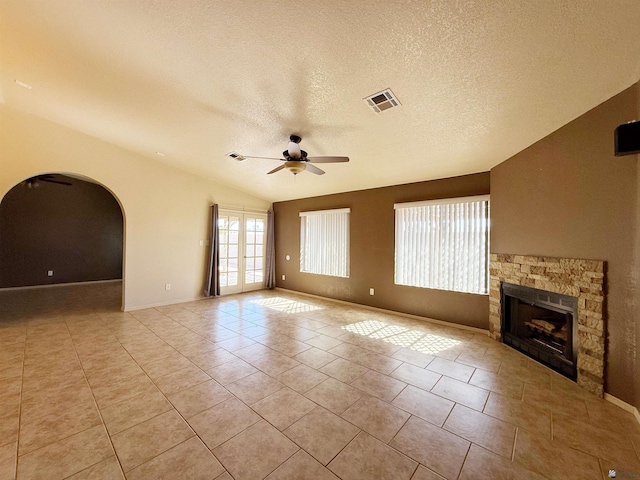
[1,1,639,202]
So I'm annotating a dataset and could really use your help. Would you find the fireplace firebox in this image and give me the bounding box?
[501,282,578,380]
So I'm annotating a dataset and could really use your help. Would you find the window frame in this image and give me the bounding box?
[299,207,350,278]
[394,195,490,295]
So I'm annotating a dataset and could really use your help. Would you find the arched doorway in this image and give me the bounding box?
[0,173,125,308]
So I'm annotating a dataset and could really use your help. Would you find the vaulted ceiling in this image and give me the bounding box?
[1,1,639,202]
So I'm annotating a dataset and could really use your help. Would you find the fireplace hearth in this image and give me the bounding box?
[489,254,605,397]
[501,282,577,380]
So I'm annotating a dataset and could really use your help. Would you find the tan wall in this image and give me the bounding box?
[274,173,491,329]
[490,83,640,408]
[0,105,271,309]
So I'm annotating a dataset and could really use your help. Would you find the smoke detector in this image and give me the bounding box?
[364,88,400,113]
[226,152,246,162]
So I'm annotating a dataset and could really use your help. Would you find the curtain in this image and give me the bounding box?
[265,210,276,289]
[204,204,220,297]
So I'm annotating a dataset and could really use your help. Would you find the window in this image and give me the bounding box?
[394,195,489,294]
[300,208,350,277]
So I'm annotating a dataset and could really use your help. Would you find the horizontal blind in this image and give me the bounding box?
[300,209,350,277]
[395,196,489,294]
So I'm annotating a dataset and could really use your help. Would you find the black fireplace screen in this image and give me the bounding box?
[501,282,578,380]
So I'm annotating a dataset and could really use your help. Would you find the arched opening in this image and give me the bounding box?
[0,173,125,309]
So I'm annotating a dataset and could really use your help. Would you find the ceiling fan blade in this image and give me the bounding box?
[267,165,286,175]
[307,156,350,163]
[305,164,325,175]
[244,155,286,161]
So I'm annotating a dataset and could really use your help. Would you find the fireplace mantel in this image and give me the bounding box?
[489,254,605,397]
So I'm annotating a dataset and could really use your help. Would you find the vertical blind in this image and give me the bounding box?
[300,208,350,278]
[394,196,489,294]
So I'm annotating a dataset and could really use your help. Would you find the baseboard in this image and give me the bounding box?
[124,295,207,312]
[604,393,640,426]
[0,279,122,292]
[275,287,489,335]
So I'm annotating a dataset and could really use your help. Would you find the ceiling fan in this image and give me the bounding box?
[230,135,349,175]
[22,175,72,189]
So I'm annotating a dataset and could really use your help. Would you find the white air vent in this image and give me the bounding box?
[364,88,400,113]
[226,152,246,162]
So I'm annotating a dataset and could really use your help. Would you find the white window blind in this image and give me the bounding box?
[300,208,350,278]
[394,196,489,294]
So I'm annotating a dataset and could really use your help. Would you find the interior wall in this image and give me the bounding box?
[0,105,271,310]
[0,175,123,287]
[274,173,490,330]
[490,82,640,408]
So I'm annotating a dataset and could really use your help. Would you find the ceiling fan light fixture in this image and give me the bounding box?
[285,161,306,175]
[287,141,302,159]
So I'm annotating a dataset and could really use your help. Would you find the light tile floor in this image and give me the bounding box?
[1,282,639,480]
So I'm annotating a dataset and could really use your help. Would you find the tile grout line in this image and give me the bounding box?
[96,309,231,474]
[12,321,27,479]
[63,308,127,478]
[6,286,633,479]
[511,426,519,461]
[84,305,217,473]
[123,301,313,476]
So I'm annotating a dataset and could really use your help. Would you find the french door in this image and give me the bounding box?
[218,210,267,295]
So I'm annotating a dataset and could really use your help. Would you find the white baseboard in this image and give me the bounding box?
[0,279,122,291]
[275,287,489,335]
[604,393,640,426]
[124,295,207,312]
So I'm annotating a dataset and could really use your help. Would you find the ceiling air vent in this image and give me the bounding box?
[226,152,246,162]
[364,88,400,113]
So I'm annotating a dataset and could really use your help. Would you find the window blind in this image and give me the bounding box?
[394,196,489,294]
[300,208,350,278]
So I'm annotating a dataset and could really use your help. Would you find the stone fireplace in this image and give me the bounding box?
[501,282,578,380]
[489,254,605,397]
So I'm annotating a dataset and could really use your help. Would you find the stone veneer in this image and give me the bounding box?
[489,254,605,397]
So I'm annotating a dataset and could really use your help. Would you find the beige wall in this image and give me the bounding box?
[491,83,640,408]
[274,173,491,330]
[0,105,271,310]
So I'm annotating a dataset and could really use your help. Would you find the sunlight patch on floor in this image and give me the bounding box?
[341,319,460,354]
[250,297,323,313]
[382,330,425,347]
[412,334,461,354]
[342,320,387,336]
[368,324,409,339]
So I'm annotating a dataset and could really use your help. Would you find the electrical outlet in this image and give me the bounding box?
[165,283,171,291]
[282,275,286,281]
[369,288,375,296]
[47,270,54,277]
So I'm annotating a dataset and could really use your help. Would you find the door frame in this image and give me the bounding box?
[218,209,267,296]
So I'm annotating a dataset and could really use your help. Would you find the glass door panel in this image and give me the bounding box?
[218,211,266,295]
[218,213,242,295]
[242,215,266,292]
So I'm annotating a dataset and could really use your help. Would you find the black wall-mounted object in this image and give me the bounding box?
[614,120,640,156]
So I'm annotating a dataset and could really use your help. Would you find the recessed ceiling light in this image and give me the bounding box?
[15,80,32,90]
[156,151,165,156]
